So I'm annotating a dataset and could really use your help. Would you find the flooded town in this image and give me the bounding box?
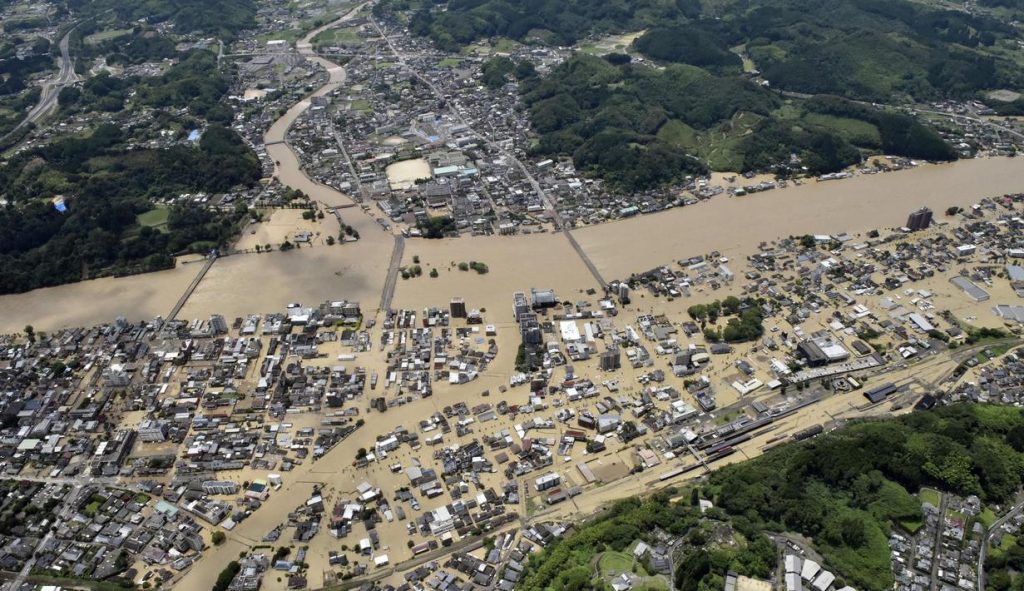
[3,0,1024,589]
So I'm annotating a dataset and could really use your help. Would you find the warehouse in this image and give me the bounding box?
[864,382,897,403]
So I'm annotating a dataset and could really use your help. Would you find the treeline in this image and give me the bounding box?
[696,0,1017,100]
[688,297,765,343]
[520,54,957,183]
[519,405,1024,591]
[521,55,781,189]
[402,0,1019,102]
[407,0,683,51]
[803,96,958,161]
[710,404,1024,590]
[70,25,178,67]
[0,38,53,97]
[632,26,741,73]
[417,215,458,238]
[67,0,256,39]
[0,123,260,294]
[0,88,40,138]
[517,493,774,591]
[58,50,233,123]
[480,56,536,89]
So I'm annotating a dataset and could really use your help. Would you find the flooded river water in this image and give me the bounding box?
[576,156,1024,279]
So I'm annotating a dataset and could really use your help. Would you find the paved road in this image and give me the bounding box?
[367,17,608,289]
[3,482,87,591]
[167,255,218,321]
[978,499,1024,591]
[929,493,948,591]
[2,28,80,143]
[379,234,405,313]
[914,108,1024,142]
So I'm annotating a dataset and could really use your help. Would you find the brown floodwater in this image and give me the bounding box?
[575,156,1024,279]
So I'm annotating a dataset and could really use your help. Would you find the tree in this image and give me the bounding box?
[212,530,226,545]
[326,236,336,245]
[429,268,439,278]
[23,325,34,343]
[212,561,241,591]
[800,235,816,249]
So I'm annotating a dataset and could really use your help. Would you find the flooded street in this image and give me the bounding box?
[385,157,431,190]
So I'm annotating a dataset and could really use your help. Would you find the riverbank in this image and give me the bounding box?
[574,156,1024,280]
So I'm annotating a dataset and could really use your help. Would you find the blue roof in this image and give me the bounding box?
[54,201,67,213]
[187,130,202,142]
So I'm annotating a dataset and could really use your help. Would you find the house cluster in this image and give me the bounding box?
[924,100,1024,157]
[890,492,984,591]
[0,481,215,587]
[373,304,498,409]
[947,347,1024,404]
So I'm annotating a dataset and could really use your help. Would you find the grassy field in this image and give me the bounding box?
[656,112,758,171]
[350,99,371,112]
[730,44,757,73]
[137,205,170,230]
[979,507,998,528]
[83,28,133,45]
[438,57,463,67]
[312,26,362,46]
[256,28,305,46]
[898,516,923,535]
[800,113,882,147]
[598,551,635,575]
[657,119,699,151]
[919,487,942,507]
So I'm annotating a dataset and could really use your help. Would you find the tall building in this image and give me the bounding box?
[519,312,542,346]
[599,346,621,371]
[450,297,467,319]
[512,292,530,321]
[617,283,630,304]
[210,314,228,335]
[906,207,933,231]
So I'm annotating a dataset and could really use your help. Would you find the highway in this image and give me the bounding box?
[2,28,80,144]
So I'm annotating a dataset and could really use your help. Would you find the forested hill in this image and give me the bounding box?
[66,0,257,40]
[0,120,261,295]
[406,0,1022,102]
[518,54,957,190]
[517,404,1024,591]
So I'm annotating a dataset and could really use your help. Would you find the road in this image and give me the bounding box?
[913,108,1024,142]
[929,493,948,591]
[3,482,86,591]
[2,28,80,143]
[775,87,1024,143]
[978,499,1024,591]
[166,254,218,321]
[366,16,608,289]
[379,234,405,313]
